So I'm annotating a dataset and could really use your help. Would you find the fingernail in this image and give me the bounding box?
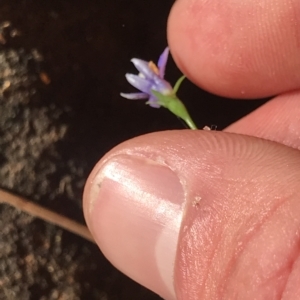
[85,154,185,300]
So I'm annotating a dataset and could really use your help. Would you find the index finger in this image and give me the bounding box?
[167,0,300,99]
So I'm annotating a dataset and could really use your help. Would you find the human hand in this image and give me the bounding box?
[83,0,300,299]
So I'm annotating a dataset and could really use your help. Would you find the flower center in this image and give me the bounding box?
[148,61,160,75]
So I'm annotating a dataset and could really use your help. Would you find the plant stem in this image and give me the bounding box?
[0,188,95,243]
[185,117,198,130]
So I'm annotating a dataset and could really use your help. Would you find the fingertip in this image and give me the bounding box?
[82,137,185,300]
[83,131,300,300]
[168,0,300,98]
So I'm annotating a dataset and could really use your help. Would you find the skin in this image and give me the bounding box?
[84,0,300,299]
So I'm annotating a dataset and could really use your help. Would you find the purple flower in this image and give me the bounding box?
[120,47,173,108]
[120,48,198,129]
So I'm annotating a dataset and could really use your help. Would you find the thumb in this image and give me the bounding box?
[83,131,300,300]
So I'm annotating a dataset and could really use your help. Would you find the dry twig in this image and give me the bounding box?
[0,188,95,243]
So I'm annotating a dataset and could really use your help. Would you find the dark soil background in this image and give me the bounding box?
[0,1,268,299]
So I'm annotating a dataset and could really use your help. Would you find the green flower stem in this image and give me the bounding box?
[151,90,198,130]
[183,114,198,130]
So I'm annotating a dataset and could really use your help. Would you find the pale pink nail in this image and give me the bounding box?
[85,154,185,300]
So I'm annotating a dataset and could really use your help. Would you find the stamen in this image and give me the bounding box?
[148,61,160,75]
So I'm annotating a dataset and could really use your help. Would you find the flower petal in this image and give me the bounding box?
[131,58,159,81]
[125,73,152,94]
[157,47,169,78]
[146,95,160,108]
[153,77,173,95]
[120,92,148,100]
